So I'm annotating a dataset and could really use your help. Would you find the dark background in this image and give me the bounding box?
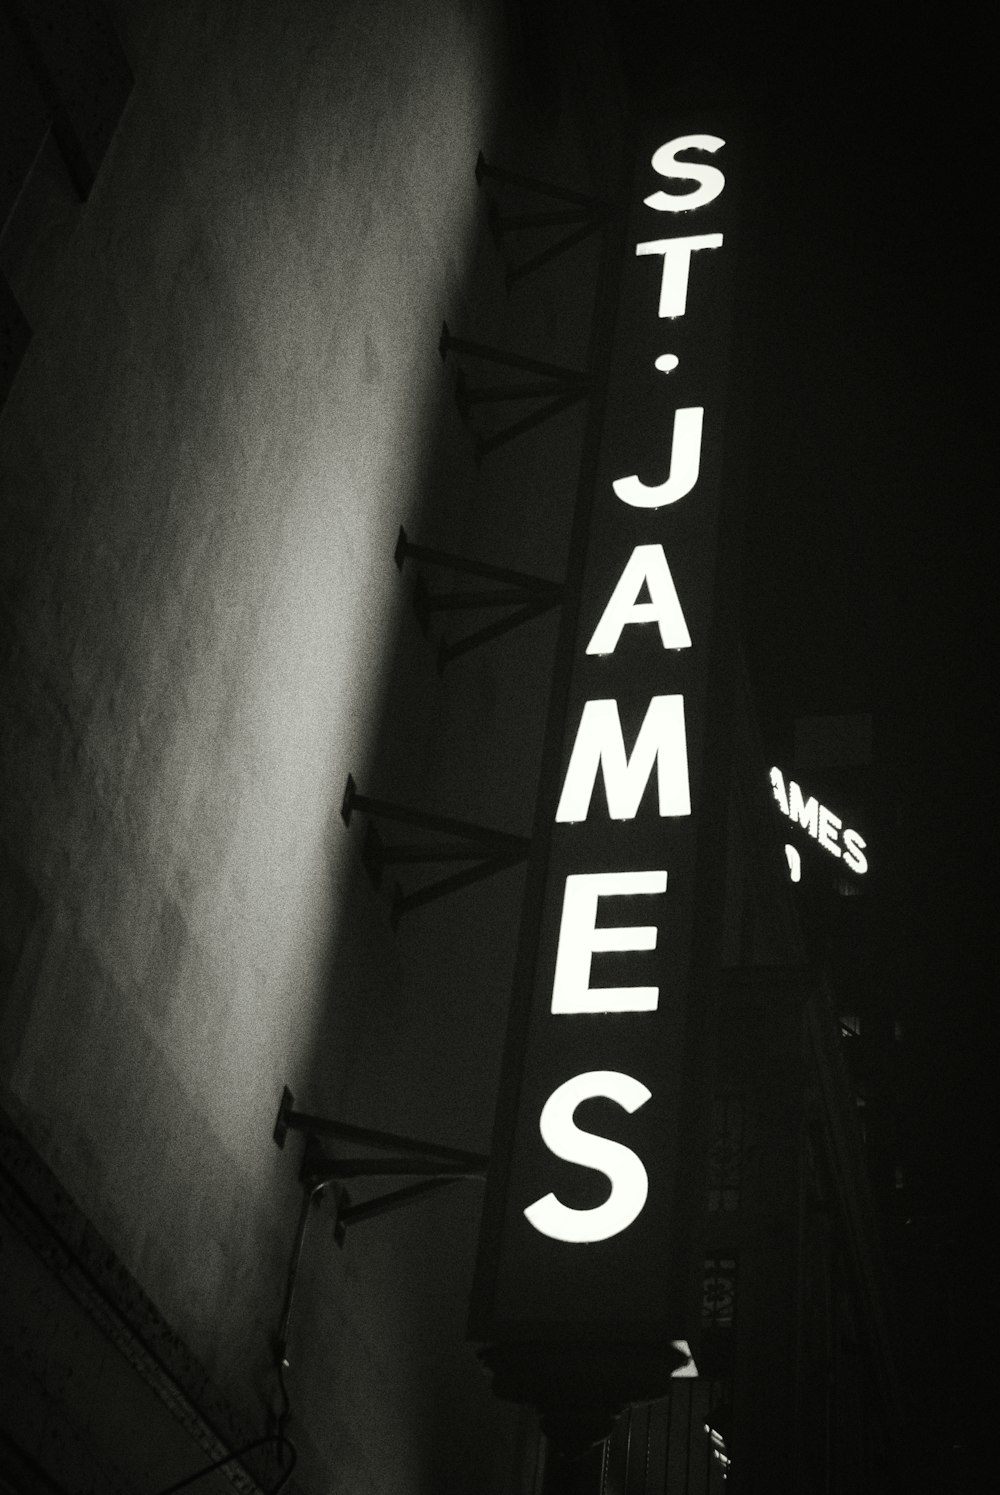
[612,0,994,1477]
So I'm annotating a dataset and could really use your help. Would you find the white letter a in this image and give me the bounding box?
[587,544,691,655]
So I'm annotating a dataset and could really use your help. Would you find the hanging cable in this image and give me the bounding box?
[151,1430,297,1495]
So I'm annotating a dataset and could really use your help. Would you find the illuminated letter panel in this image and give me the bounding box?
[470,118,741,1442]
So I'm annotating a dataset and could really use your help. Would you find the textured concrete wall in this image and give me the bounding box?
[0,2,530,1489]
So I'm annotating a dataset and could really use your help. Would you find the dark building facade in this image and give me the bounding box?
[2,5,916,1493]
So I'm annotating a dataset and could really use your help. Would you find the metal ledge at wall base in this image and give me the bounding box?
[0,1105,294,1495]
[477,1339,690,1456]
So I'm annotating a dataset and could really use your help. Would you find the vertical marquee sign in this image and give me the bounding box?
[471,120,740,1447]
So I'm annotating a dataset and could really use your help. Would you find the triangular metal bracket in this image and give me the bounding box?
[475,151,614,286]
[395,526,563,668]
[439,322,590,460]
[274,1088,488,1248]
[272,1089,487,1373]
[341,776,530,926]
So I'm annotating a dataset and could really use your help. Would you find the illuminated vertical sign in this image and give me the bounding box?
[471,121,739,1428]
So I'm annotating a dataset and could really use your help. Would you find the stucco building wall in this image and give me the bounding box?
[0,3,544,1489]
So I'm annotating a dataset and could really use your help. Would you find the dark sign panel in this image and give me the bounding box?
[472,118,741,1438]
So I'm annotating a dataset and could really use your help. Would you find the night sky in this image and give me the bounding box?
[613,0,994,1475]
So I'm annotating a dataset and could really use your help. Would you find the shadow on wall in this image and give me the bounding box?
[0,1,584,1491]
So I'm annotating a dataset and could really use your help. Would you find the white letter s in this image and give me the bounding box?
[644,134,725,214]
[523,1071,651,1243]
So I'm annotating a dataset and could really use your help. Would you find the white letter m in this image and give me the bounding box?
[555,696,691,822]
